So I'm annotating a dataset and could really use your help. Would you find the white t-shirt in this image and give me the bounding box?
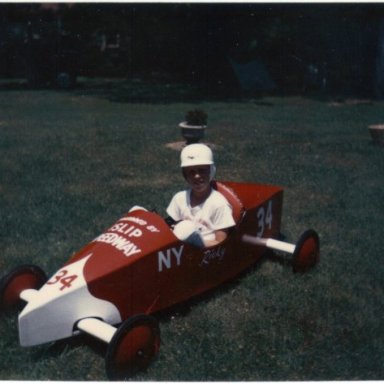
[166,188,236,242]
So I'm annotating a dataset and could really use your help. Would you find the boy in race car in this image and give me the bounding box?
[166,143,235,248]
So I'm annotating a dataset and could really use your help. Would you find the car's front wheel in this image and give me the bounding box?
[0,265,47,311]
[105,314,160,380]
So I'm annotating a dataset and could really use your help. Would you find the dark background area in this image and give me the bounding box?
[1,3,384,97]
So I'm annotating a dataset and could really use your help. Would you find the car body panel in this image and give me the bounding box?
[18,181,283,346]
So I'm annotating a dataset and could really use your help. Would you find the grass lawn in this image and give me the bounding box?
[0,78,384,380]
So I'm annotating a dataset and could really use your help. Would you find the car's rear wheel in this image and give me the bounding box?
[292,229,320,273]
[105,314,160,380]
[0,265,47,311]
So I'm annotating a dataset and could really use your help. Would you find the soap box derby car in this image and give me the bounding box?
[0,181,319,380]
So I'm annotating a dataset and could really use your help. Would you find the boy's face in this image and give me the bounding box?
[183,165,211,194]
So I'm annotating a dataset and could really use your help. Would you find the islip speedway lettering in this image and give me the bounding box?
[93,232,141,257]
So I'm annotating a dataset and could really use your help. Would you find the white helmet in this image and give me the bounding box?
[180,143,214,168]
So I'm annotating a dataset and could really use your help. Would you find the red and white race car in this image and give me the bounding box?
[0,181,319,379]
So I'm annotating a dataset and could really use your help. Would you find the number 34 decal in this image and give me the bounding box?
[47,270,78,291]
[256,200,273,237]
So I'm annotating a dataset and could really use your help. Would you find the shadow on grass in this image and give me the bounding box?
[43,332,107,359]
[155,249,296,323]
[1,76,369,105]
[0,77,276,105]
[73,77,266,104]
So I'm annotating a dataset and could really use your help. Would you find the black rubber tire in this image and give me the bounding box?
[292,229,320,273]
[105,314,160,380]
[0,265,47,311]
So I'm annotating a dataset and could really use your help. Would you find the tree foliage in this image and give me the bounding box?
[2,3,384,95]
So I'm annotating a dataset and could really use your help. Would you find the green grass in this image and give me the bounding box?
[1,79,384,380]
